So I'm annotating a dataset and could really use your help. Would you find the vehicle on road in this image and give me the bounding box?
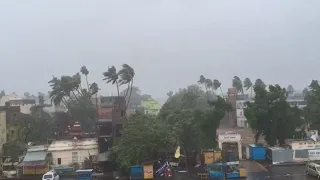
[306,162,320,178]
[42,170,60,180]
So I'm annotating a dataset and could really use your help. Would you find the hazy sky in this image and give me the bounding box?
[1,0,320,99]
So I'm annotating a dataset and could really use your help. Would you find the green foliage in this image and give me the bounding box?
[114,80,229,171]
[48,66,100,132]
[103,64,135,109]
[244,84,303,146]
[232,76,243,94]
[26,107,54,143]
[113,113,174,172]
[3,141,27,161]
[304,80,320,129]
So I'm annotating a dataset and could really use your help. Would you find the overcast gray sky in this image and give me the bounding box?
[1,0,320,100]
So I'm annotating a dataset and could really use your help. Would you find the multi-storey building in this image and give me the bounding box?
[97,96,126,172]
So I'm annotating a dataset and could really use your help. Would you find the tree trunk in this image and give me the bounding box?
[116,81,120,97]
[125,79,134,113]
[250,87,253,98]
[219,87,224,98]
[85,75,89,90]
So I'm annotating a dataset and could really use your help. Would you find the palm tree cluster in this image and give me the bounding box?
[48,66,100,106]
[198,75,224,96]
[103,64,135,109]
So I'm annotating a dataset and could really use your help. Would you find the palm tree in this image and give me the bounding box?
[48,76,65,106]
[80,66,90,89]
[198,75,208,91]
[213,79,224,97]
[103,66,120,96]
[243,78,253,98]
[118,64,135,108]
[232,76,243,94]
[254,79,266,89]
[89,82,100,95]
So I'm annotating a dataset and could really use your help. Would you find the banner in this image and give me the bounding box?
[308,149,320,160]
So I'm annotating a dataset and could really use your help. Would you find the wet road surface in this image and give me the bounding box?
[247,164,318,180]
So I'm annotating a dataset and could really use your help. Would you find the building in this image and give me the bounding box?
[19,145,49,175]
[235,94,253,128]
[0,103,22,154]
[0,93,35,114]
[47,138,98,168]
[141,99,160,115]
[97,96,126,171]
[218,132,242,163]
[227,88,237,127]
[287,92,307,108]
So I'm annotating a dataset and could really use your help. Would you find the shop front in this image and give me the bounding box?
[218,132,242,163]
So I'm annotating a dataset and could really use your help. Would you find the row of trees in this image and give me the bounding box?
[47,64,135,131]
[241,78,320,146]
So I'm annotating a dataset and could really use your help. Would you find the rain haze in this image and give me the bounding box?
[1,0,320,102]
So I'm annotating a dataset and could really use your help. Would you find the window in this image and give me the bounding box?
[43,174,53,179]
[115,124,123,137]
[72,152,78,163]
[57,158,61,165]
[121,110,125,116]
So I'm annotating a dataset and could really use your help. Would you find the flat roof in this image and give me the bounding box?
[76,169,93,173]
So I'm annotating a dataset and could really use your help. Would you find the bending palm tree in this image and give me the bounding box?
[213,79,224,97]
[243,78,253,98]
[118,64,135,109]
[103,66,120,96]
[80,66,90,90]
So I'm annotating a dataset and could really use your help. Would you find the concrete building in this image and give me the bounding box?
[19,145,49,175]
[47,138,98,167]
[287,92,307,108]
[97,96,126,171]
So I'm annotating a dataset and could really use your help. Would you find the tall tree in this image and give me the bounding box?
[232,76,243,94]
[80,66,90,90]
[302,87,309,97]
[287,85,294,96]
[304,80,320,129]
[48,66,99,132]
[244,83,303,146]
[117,64,135,109]
[103,66,120,96]
[243,78,253,97]
[254,78,266,89]
[213,79,224,97]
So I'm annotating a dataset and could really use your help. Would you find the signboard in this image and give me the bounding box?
[218,134,241,142]
[308,149,320,160]
[236,109,246,119]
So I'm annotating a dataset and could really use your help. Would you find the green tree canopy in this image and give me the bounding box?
[304,80,320,129]
[232,76,243,94]
[244,83,303,146]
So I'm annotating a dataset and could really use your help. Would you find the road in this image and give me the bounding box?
[246,165,318,180]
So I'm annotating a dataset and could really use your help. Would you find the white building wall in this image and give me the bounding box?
[51,149,98,166]
[290,140,320,162]
[218,133,242,160]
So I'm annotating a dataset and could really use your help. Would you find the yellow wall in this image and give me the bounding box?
[23,164,49,175]
[141,99,160,115]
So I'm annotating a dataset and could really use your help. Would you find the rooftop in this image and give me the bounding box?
[23,151,47,162]
[48,138,98,151]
